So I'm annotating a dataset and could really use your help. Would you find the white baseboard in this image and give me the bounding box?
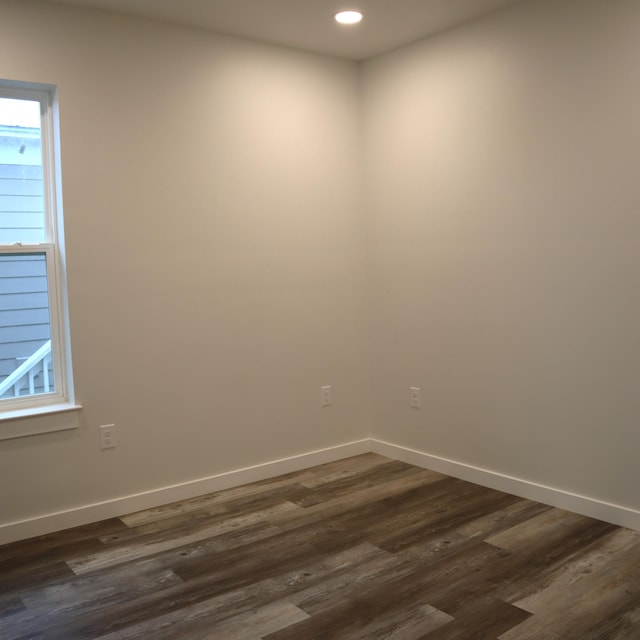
[0,439,370,545]
[3,437,639,545]
[371,439,640,532]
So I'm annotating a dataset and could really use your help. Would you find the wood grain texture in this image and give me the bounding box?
[1,453,639,639]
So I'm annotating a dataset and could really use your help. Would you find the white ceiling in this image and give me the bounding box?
[37,0,524,60]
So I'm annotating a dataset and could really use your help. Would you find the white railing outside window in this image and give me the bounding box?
[0,340,52,398]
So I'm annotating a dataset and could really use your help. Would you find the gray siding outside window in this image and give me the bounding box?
[0,141,52,397]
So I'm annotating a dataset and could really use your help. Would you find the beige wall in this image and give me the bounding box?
[0,0,369,526]
[363,0,640,511]
[2,0,640,536]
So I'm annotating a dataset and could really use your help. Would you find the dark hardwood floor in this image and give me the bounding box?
[2,453,640,639]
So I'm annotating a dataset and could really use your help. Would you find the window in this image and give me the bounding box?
[0,81,74,418]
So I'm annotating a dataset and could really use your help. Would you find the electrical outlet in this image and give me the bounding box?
[410,387,421,409]
[321,385,332,407]
[99,424,116,449]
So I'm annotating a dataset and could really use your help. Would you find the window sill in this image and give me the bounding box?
[0,402,82,440]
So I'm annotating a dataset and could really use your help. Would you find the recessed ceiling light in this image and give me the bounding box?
[334,10,363,25]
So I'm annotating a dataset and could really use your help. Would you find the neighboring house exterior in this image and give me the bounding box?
[0,124,53,398]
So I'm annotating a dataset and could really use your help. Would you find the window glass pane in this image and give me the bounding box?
[0,252,54,399]
[0,98,46,243]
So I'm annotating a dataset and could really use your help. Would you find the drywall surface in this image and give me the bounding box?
[363,0,640,512]
[0,0,369,526]
[3,0,640,537]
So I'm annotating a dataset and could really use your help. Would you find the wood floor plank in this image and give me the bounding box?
[419,598,531,640]
[0,453,638,640]
[0,519,129,565]
[119,478,290,529]
[0,565,184,640]
[16,516,277,634]
[273,476,471,557]
[99,507,217,542]
[0,560,75,597]
[288,459,438,507]
[283,545,405,615]
[267,543,508,639]
[265,467,444,533]
[378,605,455,640]
[0,537,106,577]
[370,484,524,555]
[498,529,640,640]
[212,481,323,511]
[0,595,25,617]
[584,601,640,640]
[43,542,389,640]
[41,535,322,638]
[500,524,640,613]
[22,565,183,613]
[68,501,299,575]
[398,498,550,566]
[486,506,600,552]
[429,518,616,619]
[94,598,310,640]
[266,602,454,640]
[298,453,406,489]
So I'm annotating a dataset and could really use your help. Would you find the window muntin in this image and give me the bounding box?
[0,84,72,414]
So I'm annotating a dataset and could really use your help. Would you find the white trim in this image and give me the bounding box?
[0,439,370,545]
[3,436,639,545]
[0,402,81,435]
[370,439,640,532]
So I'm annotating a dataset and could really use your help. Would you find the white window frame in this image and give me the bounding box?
[0,80,76,423]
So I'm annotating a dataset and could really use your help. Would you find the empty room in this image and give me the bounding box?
[1,0,639,637]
